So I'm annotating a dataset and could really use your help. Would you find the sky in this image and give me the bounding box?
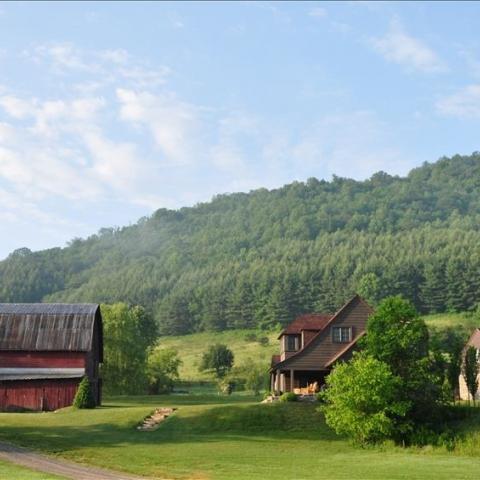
[0,1,479,259]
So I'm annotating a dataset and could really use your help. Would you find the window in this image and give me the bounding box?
[286,335,299,351]
[332,327,352,343]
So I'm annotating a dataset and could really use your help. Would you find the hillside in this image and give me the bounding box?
[1,153,480,334]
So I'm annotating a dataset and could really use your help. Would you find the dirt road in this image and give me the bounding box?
[0,441,157,480]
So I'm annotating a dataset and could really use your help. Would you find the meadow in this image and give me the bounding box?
[0,393,480,480]
[159,312,475,383]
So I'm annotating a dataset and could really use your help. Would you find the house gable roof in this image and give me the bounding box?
[278,314,333,339]
[0,303,101,352]
[271,294,372,371]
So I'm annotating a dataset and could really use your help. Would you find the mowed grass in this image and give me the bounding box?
[158,329,279,381]
[0,394,480,480]
[0,459,66,479]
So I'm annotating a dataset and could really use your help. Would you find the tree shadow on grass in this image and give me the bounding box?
[0,402,342,455]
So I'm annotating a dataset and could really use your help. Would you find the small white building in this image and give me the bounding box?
[459,328,480,401]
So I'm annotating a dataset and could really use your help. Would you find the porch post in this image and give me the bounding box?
[290,369,295,393]
[274,370,280,392]
[270,372,274,392]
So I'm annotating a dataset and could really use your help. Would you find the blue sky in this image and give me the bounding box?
[0,1,479,258]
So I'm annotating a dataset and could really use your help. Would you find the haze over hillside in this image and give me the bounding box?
[1,153,479,335]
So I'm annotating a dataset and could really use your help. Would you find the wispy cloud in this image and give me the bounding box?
[370,19,447,73]
[436,84,480,118]
[308,7,327,19]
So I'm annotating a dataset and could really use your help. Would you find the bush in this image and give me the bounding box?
[280,392,298,402]
[244,333,257,342]
[218,379,235,395]
[322,352,409,444]
[146,347,182,394]
[73,377,96,409]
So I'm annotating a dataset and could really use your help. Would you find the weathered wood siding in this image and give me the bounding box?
[0,379,80,411]
[280,296,371,370]
[0,352,86,368]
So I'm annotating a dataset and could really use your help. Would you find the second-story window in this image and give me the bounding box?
[286,335,299,351]
[332,327,352,343]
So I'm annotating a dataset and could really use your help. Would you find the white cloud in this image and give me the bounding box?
[117,88,201,165]
[24,43,171,88]
[436,84,480,118]
[370,19,446,73]
[309,7,327,18]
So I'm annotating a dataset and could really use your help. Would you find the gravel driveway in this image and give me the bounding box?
[0,441,158,480]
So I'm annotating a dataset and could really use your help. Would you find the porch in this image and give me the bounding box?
[270,369,329,394]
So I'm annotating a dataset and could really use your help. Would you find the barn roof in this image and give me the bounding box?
[0,303,100,352]
[0,367,85,381]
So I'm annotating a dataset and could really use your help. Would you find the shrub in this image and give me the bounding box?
[280,392,298,402]
[146,347,182,394]
[244,333,257,342]
[73,377,96,409]
[218,379,235,395]
[322,352,409,444]
[200,344,234,378]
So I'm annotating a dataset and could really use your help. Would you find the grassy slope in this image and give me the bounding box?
[0,460,65,479]
[0,395,479,480]
[160,313,479,383]
[158,329,279,381]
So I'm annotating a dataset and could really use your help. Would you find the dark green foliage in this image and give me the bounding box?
[2,154,480,333]
[364,297,445,436]
[463,346,479,403]
[280,392,298,402]
[73,377,96,409]
[200,344,234,378]
[430,327,467,400]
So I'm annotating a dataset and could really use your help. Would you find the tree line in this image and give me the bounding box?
[1,153,480,334]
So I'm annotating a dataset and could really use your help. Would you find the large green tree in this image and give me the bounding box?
[102,303,157,394]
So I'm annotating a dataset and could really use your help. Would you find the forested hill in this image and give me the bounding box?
[1,153,480,335]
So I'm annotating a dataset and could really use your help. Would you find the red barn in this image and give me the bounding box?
[0,303,103,411]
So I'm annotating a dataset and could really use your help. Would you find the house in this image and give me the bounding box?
[0,303,103,411]
[459,328,480,401]
[270,294,373,394]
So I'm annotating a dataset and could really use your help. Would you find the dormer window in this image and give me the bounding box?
[332,326,352,343]
[285,335,300,351]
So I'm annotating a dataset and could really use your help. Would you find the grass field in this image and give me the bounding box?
[0,459,65,479]
[158,329,279,381]
[1,394,480,480]
[158,312,478,384]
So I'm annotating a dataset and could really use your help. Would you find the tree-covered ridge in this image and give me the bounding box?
[1,153,480,334]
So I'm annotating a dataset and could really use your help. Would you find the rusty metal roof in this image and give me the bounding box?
[0,367,85,381]
[0,304,100,352]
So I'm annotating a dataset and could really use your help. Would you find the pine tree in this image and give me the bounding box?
[73,377,96,409]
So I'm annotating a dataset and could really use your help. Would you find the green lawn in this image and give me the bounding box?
[158,329,279,381]
[0,394,480,480]
[0,459,65,479]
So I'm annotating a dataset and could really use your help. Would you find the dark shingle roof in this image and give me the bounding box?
[0,303,100,351]
[278,313,332,338]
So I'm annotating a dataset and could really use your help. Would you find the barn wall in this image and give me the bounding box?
[280,297,371,370]
[0,351,86,368]
[0,378,80,411]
